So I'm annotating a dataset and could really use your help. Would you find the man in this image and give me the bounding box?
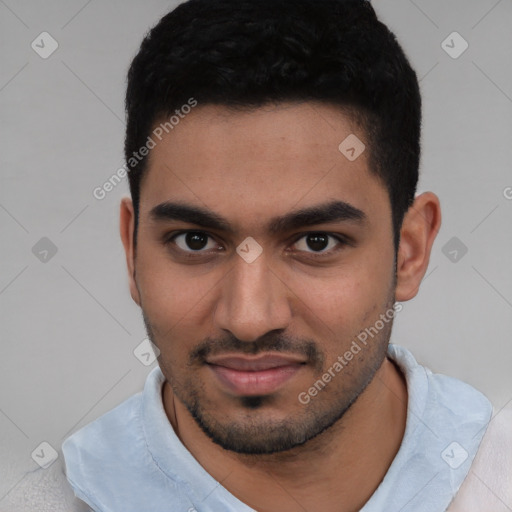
[61,0,512,510]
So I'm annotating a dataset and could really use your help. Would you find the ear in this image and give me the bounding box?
[395,192,442,301]
[119,197,141,306]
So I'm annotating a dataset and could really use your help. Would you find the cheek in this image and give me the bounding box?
[306,280,376,347]
[135,245,221,341]
[286,256,392,349]
[303,257,387,312]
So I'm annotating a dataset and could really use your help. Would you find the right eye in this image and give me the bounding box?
[165,231,223,253]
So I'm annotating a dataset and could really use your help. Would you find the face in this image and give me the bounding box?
[128,102,398,454]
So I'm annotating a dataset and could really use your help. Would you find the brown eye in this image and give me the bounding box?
[292,232,345,254]
[172,231,218,252]
[305,233,329,251]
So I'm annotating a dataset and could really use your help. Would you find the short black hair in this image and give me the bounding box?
[125,0,421,251]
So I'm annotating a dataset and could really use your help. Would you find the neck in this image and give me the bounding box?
[163,357,407,512]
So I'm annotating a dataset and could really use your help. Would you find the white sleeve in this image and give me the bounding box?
[0,456,95,512]
[447,407,512,512]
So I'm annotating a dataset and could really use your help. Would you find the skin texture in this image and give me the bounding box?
[120,102,441,511]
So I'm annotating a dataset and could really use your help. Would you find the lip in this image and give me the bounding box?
[206,353,306,370]
[206,353,306,396]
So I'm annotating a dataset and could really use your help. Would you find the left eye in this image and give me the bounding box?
[292,233,343,253]
[172,232,219,252]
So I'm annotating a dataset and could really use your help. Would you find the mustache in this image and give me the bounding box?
[189,331,324,370]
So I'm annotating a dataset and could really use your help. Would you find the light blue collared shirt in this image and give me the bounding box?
[62,344,492,512]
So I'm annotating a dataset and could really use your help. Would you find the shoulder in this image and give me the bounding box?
[61,392,145,505]
[60,383,198,512]
[425,370,492,420]
[62,391,144,465]
[389,344,493,427]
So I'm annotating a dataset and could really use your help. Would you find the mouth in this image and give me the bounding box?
[206,353,306,396]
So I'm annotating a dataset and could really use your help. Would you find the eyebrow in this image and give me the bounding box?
[149,200,367,234]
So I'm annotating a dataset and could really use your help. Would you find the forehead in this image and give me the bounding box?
[139,102,390,231]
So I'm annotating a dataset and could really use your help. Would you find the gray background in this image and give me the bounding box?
[1,0,511,503]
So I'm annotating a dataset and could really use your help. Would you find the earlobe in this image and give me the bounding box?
[119,197,141,306]
[395,192,442,302]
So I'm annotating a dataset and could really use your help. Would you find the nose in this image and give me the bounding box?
[213,251,292,342]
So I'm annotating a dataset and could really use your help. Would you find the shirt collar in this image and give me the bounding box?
[142,343,492,511]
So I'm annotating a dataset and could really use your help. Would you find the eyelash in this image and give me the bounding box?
[163,230,351,258]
